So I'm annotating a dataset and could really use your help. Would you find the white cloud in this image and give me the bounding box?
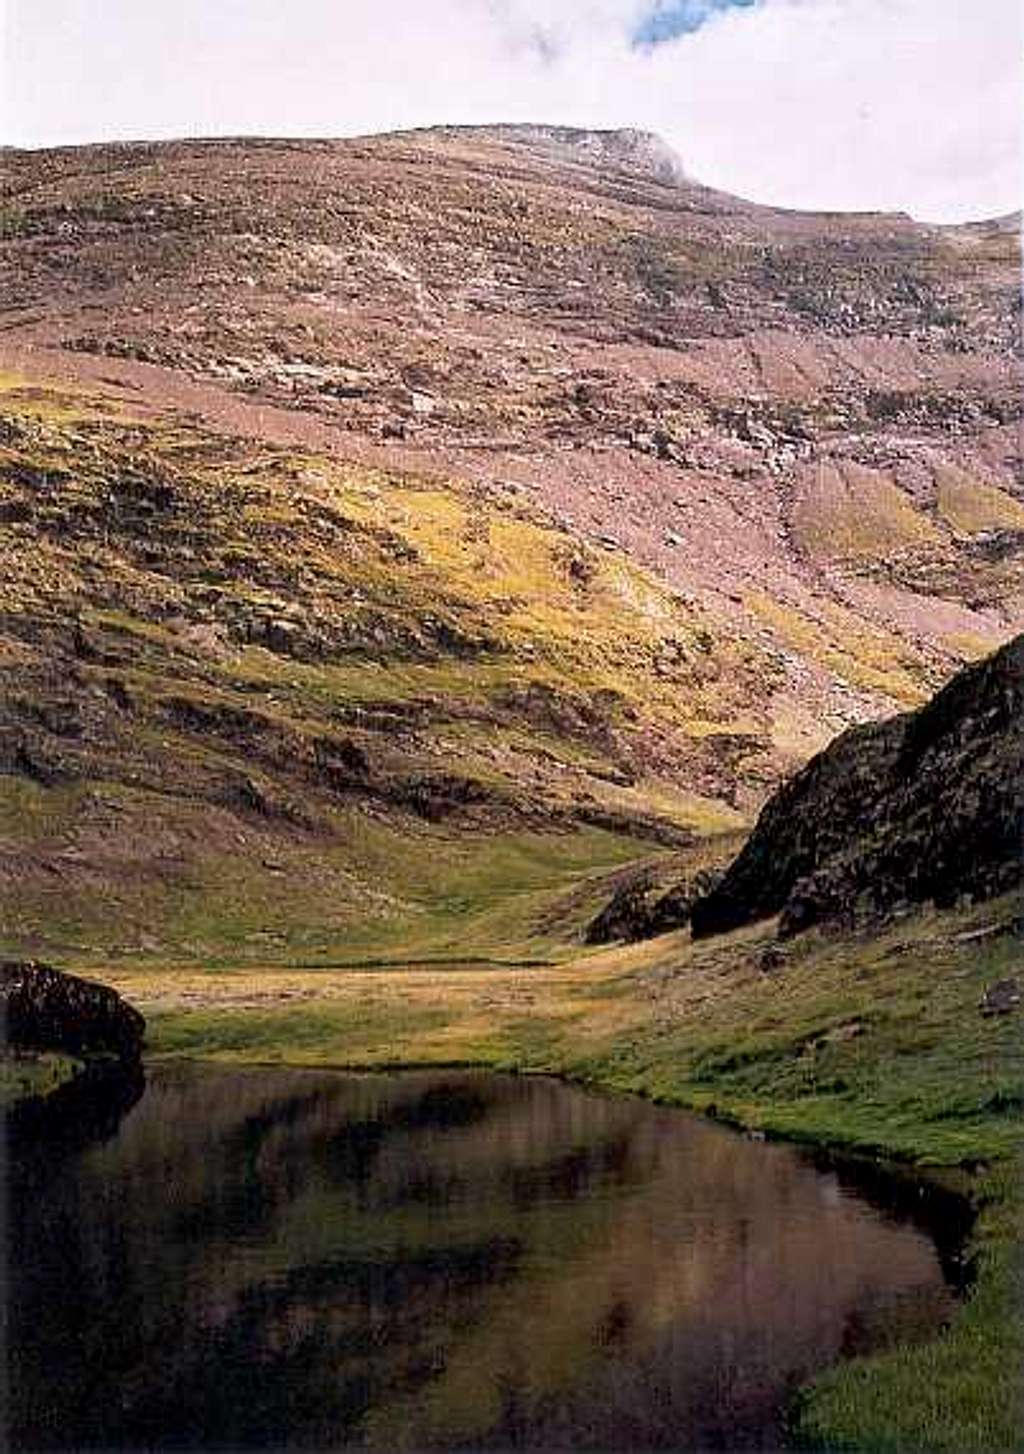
[2,0,1020,221]
[650,0,1024,220]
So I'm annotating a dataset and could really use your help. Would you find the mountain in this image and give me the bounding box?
[1,126,1021,964]
[691,633,1024,938]
[4,128,1022,742]
[0,374,769,965]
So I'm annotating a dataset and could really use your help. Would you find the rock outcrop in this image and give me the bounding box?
[586,865,723,944]
[2,961,145,1064]
[442,124,690,184]
[691,634,1024,938]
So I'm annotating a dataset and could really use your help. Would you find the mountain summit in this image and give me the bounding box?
[421,124,690,184]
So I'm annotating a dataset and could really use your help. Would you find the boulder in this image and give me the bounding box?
[1,961,145,1064]
[979,978,1021,1017]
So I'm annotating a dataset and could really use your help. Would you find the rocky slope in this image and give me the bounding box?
[3,127,1022,747]
[584,863,723,945]
[0,126,1021,962]
[691,633,1024,938]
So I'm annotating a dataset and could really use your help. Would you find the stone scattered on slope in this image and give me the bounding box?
[979,978,1021,1016]
[4,126,1022,757]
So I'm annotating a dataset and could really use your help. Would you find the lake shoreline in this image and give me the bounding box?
[13,891,1023,1450]
[9,1056,985,1452]
[108,1043,1018,1451]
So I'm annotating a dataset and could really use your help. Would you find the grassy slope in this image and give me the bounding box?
[92,891,1024,1452]
[0,774,652,967]
[0,1049,82,1103]
[0,377,757,965]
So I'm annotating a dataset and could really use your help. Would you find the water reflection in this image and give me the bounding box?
[8,1067,962,1450]
[5,1060,145,1157]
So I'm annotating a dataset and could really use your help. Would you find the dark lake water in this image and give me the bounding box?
[7,1065,966,1450]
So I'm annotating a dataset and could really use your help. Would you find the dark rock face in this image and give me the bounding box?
[586,866,724,945]
[1,961,145,1064]
[691,634,1024,939]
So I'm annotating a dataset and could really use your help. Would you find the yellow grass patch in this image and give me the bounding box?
[935,465,1024,536]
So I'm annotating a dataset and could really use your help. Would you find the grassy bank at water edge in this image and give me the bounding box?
[66,890,1024,1450]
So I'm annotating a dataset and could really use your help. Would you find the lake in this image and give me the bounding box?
[6,1064,967,1450]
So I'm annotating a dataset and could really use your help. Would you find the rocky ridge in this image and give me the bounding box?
[690,633,1024,938]
[420,125,690,185]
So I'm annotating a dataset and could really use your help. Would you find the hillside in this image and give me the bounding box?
[691,633,1024,938]
[0,374,767,966]
[1,126,1022,963]
[4,128,1023,730]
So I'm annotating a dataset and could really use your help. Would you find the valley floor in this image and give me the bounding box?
[88,892,1023,1452]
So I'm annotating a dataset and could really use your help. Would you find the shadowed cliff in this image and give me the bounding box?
[691,633,1024,938]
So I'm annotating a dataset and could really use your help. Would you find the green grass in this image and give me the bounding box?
[594,921,1024,1165]
[151,999,456,1063]
[0,772,652,967]
[792,1173,1023,1451]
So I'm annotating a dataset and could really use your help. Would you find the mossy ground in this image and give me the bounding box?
[86,891,1024,1452]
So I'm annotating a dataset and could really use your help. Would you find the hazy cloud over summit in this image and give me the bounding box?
[3,0,1020,221]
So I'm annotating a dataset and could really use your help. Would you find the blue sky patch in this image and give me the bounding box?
[632,0,759,48]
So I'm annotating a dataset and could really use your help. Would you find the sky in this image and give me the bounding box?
[1,0,1020,222]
